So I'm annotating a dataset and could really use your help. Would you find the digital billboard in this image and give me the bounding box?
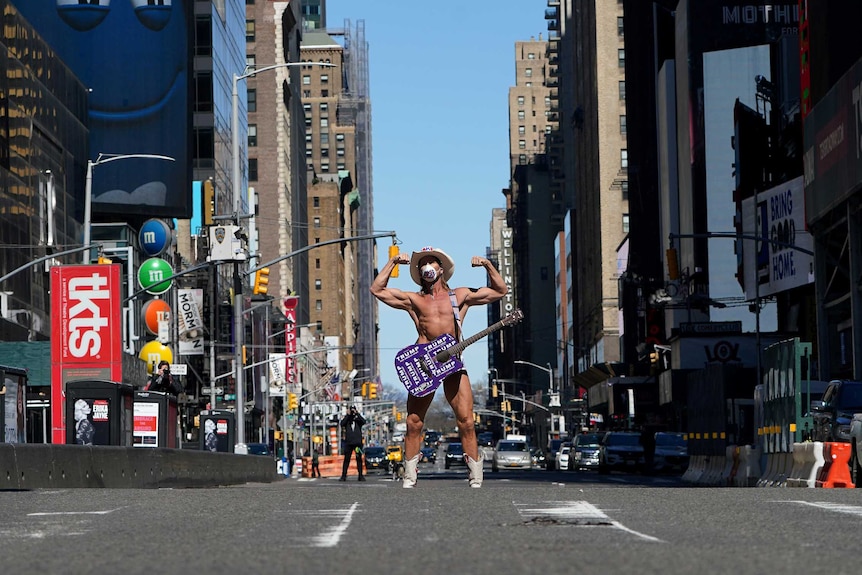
[13,0,193,219]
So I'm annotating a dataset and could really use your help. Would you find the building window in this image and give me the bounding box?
[315,258,321,269]
[247,88,256,113]
[622,213,630,233]
[518,110,525,120]
[618,48,625,68]
[303,103,312,113]
[246,20,255,42]
[525,68,533,77]
[337,148,345,156]
[518,125,526,135]
[619,80,626,100]
[320,74,329,83]
[337,162,345,170]
[315,279,322,290]
[194,15,212,57]
[336,133,345,141]
[320,133,329,145]
[319,102,328,115]
[321,163,330,172]
[303,75,311,85]
[619,115,626,135]
[305,134,312,142]
[194,72,213,112]
[545,96,551,107]
[617,16,624,36]
[320,118,328,128]
[313,196,320,208]
[517,96,525,106]
[315,299,323,311]
[320,148,329,157]
[305,116,312,127]
[313,217,320,228]
[321,89,329,97]
[621,149,628,169]
[528,52,535,59]
[248,158,258,181]
[246,55,255,68]
[305,149,313,157]
[248,124,257,147]
[519,140,526,149]
[519,154,527,164]
[303,90,311,98]
[621,179,629,201]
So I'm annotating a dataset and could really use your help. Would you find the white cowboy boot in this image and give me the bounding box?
[466,452,484,488]
[402,454,420,489]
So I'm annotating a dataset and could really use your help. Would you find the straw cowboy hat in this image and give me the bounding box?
[409,246,455,286]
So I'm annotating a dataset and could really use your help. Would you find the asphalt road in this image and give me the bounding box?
[2,461,860,575]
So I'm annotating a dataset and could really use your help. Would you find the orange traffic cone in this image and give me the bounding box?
[816,442,856,488]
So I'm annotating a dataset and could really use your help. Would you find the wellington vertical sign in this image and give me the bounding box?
[50,265,123,444]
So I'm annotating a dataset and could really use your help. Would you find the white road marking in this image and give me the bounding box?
[515,500,664,543]
[28,508,123,516]
[784,501,862,517]
[310,502,359,548]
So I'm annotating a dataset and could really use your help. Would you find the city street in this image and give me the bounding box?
[1,461,859,575]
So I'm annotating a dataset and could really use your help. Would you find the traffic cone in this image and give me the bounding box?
[816,442,856,488]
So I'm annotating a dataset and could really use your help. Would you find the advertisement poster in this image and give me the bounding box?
[268,353,287,397]
[134,402,160,448]
[72,398,111,445]
[178,288,204,355]
[51,265,123,444]
[203,417,231,453]
[3,371,26,444]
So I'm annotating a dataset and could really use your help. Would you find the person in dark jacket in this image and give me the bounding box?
[340,405,366,481]
[145,360,183,395]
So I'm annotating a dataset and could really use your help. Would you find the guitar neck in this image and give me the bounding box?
[447,319,508,357]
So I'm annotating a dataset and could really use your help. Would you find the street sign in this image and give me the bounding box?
[202,386,224,395]
[169,363,187,376]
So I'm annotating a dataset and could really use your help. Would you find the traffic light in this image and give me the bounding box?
[388,244,399,277]
[361,382,369,397]
[253,267,270,295]
[491,384,498,398]
[97,256,112,264]
[242,344,247,365]
[288,393,298,410]
[649,349,659,373]
[203,179,215,226]
[392,405,397,417]
[666,247,680,280]
[368,382,377,399]
[274,430,284,441]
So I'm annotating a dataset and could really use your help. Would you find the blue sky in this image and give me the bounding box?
[325,1,548,395]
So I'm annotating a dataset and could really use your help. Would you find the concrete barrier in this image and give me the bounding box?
[682,455,706,484]
[786,442,825,488]
[0,444,280,489]
[720,445,739,486]
[734,445,761,487]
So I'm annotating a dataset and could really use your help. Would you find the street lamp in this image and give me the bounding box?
[513,360,557,435]
[83,153,176,262]
[230,61,335,445]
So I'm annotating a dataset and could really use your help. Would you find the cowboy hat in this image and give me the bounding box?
[409,247,455,285]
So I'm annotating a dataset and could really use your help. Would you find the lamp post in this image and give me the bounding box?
[514,360,556,435]
[230,61,334,445]
[83,153,176,263]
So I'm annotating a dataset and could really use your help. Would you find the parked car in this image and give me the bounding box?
[571,432,605,471]
[598,431,644,474]
[491,439,531,472]
[445,442,466,469]
[364,446,389,472]
[546,437,567,470]
[555,443,572,471]
[811,380,862,443]
[652,432,689,474]
[235,442,271,456]
[420,446,437,463]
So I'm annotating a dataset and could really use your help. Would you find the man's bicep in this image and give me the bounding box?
[463,286,502,306]
[376,287,413,310]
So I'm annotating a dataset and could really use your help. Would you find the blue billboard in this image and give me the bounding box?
[14,0,193,219]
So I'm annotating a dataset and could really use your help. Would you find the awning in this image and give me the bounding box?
[571,361,623,389]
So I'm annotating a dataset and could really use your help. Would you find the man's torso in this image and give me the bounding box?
[410,287,466,343]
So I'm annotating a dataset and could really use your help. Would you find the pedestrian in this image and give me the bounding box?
[311,447,321,478]
[370,246,507,488]
[145,360,183,395]
[339,405,366,481]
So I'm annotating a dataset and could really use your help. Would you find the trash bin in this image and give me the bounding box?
[65,380,134,446]
[199,409,235,453]
[134,391,179,448]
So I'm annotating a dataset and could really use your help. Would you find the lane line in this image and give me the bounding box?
[311,502,359,548]
[515,500,664,543]
[28,509,123,516]
[783,501,862,517]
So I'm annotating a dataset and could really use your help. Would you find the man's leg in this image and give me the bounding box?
[340,448,353,480]
[445,372,483,487]
[402,394,433,488]
[356,446,365,480]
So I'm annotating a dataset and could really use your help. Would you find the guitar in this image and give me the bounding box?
[395,309,524,397]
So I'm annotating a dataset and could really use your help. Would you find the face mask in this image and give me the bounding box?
[420,264,439,282]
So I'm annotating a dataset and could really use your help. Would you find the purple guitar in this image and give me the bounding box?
[395,310,524,397]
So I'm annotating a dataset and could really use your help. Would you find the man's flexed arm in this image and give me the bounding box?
[370,252,413,310]
[463,256,508,306]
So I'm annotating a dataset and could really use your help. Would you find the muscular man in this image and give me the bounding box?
[371,246,507,488]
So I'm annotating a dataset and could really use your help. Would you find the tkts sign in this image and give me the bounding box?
[50,265,123,444]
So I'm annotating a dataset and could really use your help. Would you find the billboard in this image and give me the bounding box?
[741,176,814,299]
[13,0,193,218]
[50,264,123,444]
